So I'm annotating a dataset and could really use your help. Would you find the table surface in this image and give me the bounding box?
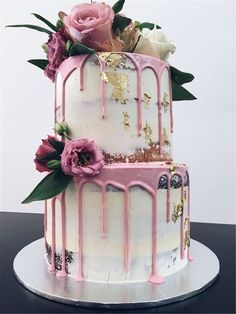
[0,212,235,314]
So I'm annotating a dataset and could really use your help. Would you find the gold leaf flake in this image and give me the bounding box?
[143,122,153,145]
[162,92,170,113]
[103,71,128,104]
[100,71,108,83]
[169,164,178,174]
[162,128,170,147]
[98,52,124,69]
[184,230,190,249]
[144,93,151,108]
[122,112,130,130]
[172,199,184,223]
[184,190,187,201]
[184,217,188,228]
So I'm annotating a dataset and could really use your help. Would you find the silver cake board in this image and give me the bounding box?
[13,238,219,309]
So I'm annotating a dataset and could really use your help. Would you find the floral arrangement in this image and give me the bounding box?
[22,123,105,203]
[7,0,196,101]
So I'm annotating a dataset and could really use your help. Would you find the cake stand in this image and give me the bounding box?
[13,239,219,309]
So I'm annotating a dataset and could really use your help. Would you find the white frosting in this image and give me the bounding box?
[45,182,188,283]
[55,54,172,159]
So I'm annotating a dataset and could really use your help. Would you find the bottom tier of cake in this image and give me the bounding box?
[44,162,192,284]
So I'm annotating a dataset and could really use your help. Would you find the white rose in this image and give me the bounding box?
[133,28,176,61]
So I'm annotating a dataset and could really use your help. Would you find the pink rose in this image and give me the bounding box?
[61,139,104,177]
[34,136,61,172]
[62,3,115,51]
[44,29,68,82]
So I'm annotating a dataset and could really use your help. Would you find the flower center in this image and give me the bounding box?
[77,151,92,166]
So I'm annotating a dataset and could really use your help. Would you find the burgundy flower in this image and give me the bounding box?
[44,29,68,82]
[34,135,62,172]
[61,139,104,176]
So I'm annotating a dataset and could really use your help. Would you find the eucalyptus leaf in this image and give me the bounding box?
[69,43,95,56]
[172,82,197,101]
[6,24,52,35]
[28,59,49,70]
[32,13,58,32]
[112,0,125,13]
[139,22,161,30]
[170,66,194,85]
[22,169,72,204]
[47,138,65,154]
[112,14,132,33]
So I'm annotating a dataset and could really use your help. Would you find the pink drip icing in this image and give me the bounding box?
[187,178,193,261]
[54,77,58,125]
[48,198,56,272]
[75,182,83,282]
[180,179,185,260]
[56,193,67,278]
[80,67,84,91]
[44,200,47,233]
[166,67,174,133]
[73,163,187,283]
[166,176,171,222]
[56,54,172,153]
[137,70,142,136]
[101,186,107,238]
[44,200,47,251]
[98,57,106,119]
[124,189,129,272]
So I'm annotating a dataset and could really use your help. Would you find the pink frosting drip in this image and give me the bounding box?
[48,198,56,272]
[55,53,173,156]
[71,162,188,284]
[187,179,193,261]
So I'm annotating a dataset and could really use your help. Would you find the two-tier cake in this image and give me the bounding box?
[8,0,196,286]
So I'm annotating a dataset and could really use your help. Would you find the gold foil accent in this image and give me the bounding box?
[122,112,130,130]
[143,122,153,145]
[184,190,187,201]
[184,230,190,249]
[162,128,170,147]
[169,163,178,174]
[104,143,172,164]
[172,199,184,223]
[144,93,151,108]
[162,92,170,113]
[98,52,124,69]
[184,217,188,228]
[101,71,128,104]
[100,71,108,83]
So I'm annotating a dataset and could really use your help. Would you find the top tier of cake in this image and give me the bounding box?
[55,52,173,163]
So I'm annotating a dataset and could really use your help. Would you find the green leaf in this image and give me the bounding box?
[36,151,61,162]
[22,169,72,203]
[69,42,95,56]
[112,0,125,13]
[6,24,52,35]
[170,66,194,85]
[47,160,61,170]
[172,82,197,101]
[28,59,49,70]
[56,19,64,30]
[66,40,73,52]
[32,13,58,32]
[112,14,132,33]
[139,22,161,30]
[47,138,65,154]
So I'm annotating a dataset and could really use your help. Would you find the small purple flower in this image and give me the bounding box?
[61,139,104,177]
[44,29,68,82]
